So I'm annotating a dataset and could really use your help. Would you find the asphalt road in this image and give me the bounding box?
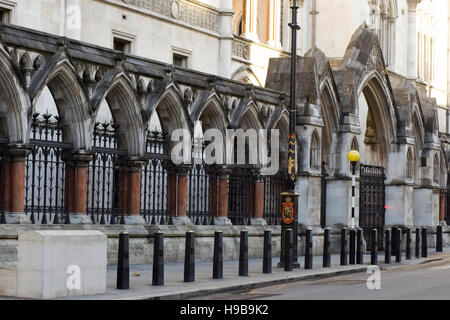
[192,253,450,300]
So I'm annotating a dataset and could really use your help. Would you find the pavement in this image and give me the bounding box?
[63,247,449,300]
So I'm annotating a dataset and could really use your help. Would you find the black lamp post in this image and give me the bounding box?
[279,0,300,269]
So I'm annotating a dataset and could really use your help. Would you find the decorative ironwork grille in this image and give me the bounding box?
[87,122,127,224]
[359,164,386,249]
[188,162,217,225]
[141,131,173,225]
[263,171,286,225]
[25,113,72,224]
[228,166,255,225]
[0,137,7,223]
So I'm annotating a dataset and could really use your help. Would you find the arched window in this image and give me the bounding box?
[351,137,359,152]
[310,131,320,169]
[433,153,439,184]
[406,148,414,181]
[369,0,397,67]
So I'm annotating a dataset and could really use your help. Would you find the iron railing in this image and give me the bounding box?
[87,122,127,224]
[263,170,286,225]
[25,113,72,224]
[188,162,217,225]
[141,131,173,225]
[228,166,255,225]
[0,137,7,223]
[359,164,386,249]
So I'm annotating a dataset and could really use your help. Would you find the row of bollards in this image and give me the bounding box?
[115,225,443,289]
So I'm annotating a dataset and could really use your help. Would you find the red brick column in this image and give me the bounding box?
[254,176,264,219]
[176,165,191,217]
[125,159,146,216]
[69,153,92,216]
[217,168,230,218]
[6,146,31,223]
[440,192,445,222]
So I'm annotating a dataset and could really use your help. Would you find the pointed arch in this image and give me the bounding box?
[150,84,192,139]
[0,48,30,143]
[237,101,264,130]
[192,93,228,134]
[269,109,289,169]
[310,130,321,170]
[231,66,263,87]
[31,59,91,151]
[97,73,146,156]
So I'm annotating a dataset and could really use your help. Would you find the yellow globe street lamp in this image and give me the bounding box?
[348,150,360,265]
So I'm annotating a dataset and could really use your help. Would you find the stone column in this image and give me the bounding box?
[252,175,267,226]
[218,0,233,78]
[243,0,259,41]
[68,152,93,224]
[215,166,232,225]
[268,0,281,48]
[5,145,31,224]
[407,0,421,79]
[123,158,146,225]
[172,165,193,225]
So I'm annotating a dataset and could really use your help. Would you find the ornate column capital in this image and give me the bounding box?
[407,0,422,12]
[175,164,193,176]
[127,156,147,172]
[71,151,94,167]
[7,144,31,161]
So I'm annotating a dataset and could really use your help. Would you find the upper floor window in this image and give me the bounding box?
[173,53,189,68]
[0,8,11,23]
[113,38,131,53]
[417,0,436,83]
[369,0,397,67]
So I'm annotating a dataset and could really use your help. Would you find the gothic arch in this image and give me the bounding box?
[31,59,91,151]
[151,84,192,140]
[96,73,146,156]
[0,47,30,143]
[319,83,340,167]
[231,66,263,87]
[191,93,228,134]
[268,109,289,169]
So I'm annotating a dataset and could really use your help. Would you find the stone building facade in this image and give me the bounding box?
[0,0,448,263]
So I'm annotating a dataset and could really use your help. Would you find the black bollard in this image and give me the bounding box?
[385,229,391,264]
[421,227,428,258]
[395,228,402,263]
[305,229,313,270]
[263,230,272,274]
[357,228,364,265]
[152,231,164,286]
[184,231,195,282]
[323,228,331,268]
[117,232,129,290]
[391,227,398,256]
[213,230,223,279]
[415,228,421,258]
[340,228,348,266]
[406,228,412,260]
[371,229,378,265]
[349,229,356,265]
[437,225,443,252]
[239,229,248,276]
[285,228,294,272]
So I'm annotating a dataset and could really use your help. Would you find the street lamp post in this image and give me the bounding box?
[348,150,360,265]
[279,0,301,269]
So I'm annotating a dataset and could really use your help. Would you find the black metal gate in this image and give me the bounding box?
[188,162,216,225]
[141,131,173,225]
[263,171,286,225]
[359,164,386,249]
[228,166,255,225]
[25,113,72,224]
[87,122,127,224]
[0,137,6,223]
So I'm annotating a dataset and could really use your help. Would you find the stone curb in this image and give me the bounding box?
[109,266,369,300]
